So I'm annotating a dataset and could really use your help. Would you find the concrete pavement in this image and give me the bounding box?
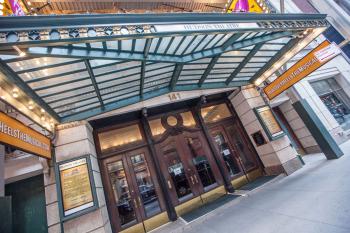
[152,141,350,233]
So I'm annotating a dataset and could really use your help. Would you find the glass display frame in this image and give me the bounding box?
[55,154,99,221]
[254,105,285,141]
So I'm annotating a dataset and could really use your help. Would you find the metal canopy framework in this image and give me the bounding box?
[0,13,328,123]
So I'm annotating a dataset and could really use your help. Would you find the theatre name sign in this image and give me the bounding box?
[264,40,341,100]
[0,112,51,159]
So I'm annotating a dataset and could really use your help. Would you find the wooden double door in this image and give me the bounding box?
[155,130,223,205]
[102,147,165,232]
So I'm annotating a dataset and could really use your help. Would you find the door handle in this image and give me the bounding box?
[190,176,195,185]
[194,175,199,184]
[167,180,172,189]
[138,197,142,207]
[133,199,138,209]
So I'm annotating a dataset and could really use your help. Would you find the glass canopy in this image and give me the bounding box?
[0,13,328,123]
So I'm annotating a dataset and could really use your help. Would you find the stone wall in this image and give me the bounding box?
[45,121,112,233]
[230,86,302,175]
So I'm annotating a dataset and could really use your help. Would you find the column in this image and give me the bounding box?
[230,86,303,175]
[46,121,112,233]
[293,99,343,159]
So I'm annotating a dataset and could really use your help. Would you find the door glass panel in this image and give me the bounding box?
[201,103,232,123]
[213,133,240,176]
[107,161,136,227]
[130,154,161,217]
[168,160,192,200]
[187,138,216,189]
[227,126,256,169]
[148,118,166,137]
[180,111,196,127]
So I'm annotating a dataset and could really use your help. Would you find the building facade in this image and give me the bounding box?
[0,3,346,233]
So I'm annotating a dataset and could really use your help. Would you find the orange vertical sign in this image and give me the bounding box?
[263,40,341,100]
[0,112,51,159]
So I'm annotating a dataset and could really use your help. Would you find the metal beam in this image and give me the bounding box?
[144,38,152,58]
[198,56,219,87]
[140,61,146,99]
[249,38,301,83]
[60,81,245,123]
[170,64,184,91]
[0,59,60,122]
[225,43,264,84]
[84,60,104,109]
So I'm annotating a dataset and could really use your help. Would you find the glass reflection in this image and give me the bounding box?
[130,154,161,217]
[213,133,240,176]
[168,160,192,200]
[107,161,136,227]
[201,104,232,123]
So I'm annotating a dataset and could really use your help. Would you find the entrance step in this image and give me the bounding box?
[180,194,240,223]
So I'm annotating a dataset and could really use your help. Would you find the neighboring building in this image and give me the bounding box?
[0,2,346,233]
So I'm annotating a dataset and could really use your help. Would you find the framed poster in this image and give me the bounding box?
[254,106,285,140]
[56,155,98,221]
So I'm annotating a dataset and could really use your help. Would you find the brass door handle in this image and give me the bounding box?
[190,176,195,185]
[194,175,199,184]
[133,199,138,209]
[167,180,172,189]
[138,197,142,207]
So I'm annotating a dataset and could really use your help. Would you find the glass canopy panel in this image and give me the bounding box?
[255,51,278,57]
[250,57,272,63]
[148,38,159,54]
[59,102,101,117]
[204,79,227,83]
[49,93,97,109]
[193,34,215,52]
[174,36,194,55]
[180,70,205,75]
[240,68,261,73]
[166,36,184,54]
[157,37,172,54]
[178,75,202,81]
[23,62,86,79]
[103,91,139,105]
[215,33,234,47]
[42,85,95,102]
[145,73,172,83]
[93,61,140,76]
[245,63,265,68]
[98,76,140,90]
[184,34,205,54]
[27,71,90,89]
[90,42,103,49]
[145,66,174,77]
[205,34,225,49]
[55,97,99,113]
[143,83,169,93]
[177,80,199,85]
[95,67,141,84]
[218,57,244,63]
[222,50,250,57]
[183,64,209,69]
[210,69,233,74]
[261,44,285,51]
[236,73,256,77]
[121,39,133,51]
[144,78,171,88]
[7,57,79,72]
[106,41,118,50]
[35,79,93,96]
[214,63,239,69]
[102,86,140,100]
[89,60,122,67]
[135,39,146,52]
[207,74,230,79]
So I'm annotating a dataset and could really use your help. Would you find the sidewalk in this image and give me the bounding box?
[152,141,350,233]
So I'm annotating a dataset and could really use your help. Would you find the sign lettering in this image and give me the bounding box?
[264,41,341,100]
[0,112,51,159]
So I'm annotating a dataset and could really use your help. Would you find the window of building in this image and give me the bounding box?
[98,124,143,153]
[310,78,350,130]
[201,103,232,123]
